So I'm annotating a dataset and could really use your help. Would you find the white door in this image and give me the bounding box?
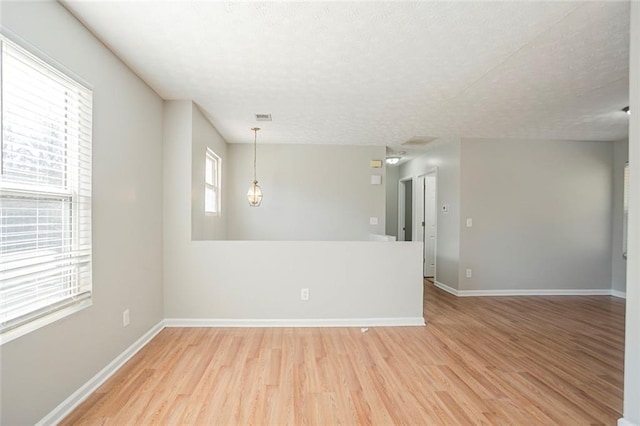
[415,176,425,244]
[424,174,437,277]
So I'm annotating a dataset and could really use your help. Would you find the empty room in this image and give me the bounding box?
[1,1,639,425]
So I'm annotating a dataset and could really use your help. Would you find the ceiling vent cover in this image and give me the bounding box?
[255,113,272,122]
[402,136,438,146]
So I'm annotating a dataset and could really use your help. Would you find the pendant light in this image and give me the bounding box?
[247,127,263,207]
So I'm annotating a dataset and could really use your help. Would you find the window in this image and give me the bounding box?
[205,148,221,214]
[623,161,629,259]
[0,36,93,343]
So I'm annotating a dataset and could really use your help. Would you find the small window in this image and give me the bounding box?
[205,149,221,214]
[0,36,93,344]
[623,162,629,258]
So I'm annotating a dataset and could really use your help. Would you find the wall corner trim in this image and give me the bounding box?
[434,281,460,296]
[611,290,627,299]
[36,320,166,426]
[164,317,426,327]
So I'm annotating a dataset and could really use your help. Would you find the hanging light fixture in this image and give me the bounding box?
[247,127,263,207]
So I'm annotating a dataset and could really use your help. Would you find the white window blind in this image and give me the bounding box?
[0,36,92,340]
[205,148,221,214]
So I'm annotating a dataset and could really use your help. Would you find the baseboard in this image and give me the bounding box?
[457,288,614,297]
[618,418,639,426]
[164,317,426,327]
[433,282,623,298]
[433,281,459,296]
[36,321,165,426]
[611,290,627,299]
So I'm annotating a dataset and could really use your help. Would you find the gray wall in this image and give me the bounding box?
[385,164,399,237]
[0,2,165,424]
[191,104,229,240]
[459,138,614,292]
[611,138,629,294]
[227,144,386,240]
[164,102,423,322]
[400,139,461,290]
[623,2,639,423]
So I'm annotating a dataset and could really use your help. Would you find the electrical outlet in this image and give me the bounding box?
[300,288,309,301]
[369,217,378,225]
[466,268,473,278]
[123,309,130,327]
[466,218,473,227]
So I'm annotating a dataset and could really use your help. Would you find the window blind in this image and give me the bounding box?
[0,36,93,337]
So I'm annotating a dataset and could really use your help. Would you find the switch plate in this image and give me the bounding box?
[123,309,130,327]
[370,217,378,225]
[466,218,473,227]
[301,288,309,301]
[466,269,472,278]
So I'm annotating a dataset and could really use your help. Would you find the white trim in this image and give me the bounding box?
[457,289,615,297]
[0,300,92,346]
[618,418,639,426]
[432,282,623,297]
[434,281,459,296]
[612,290,627,299]
[36,321,165,426]
[164,317,426,328]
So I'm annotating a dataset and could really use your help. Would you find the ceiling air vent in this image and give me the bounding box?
[402,136,438,146]
[255,113,272,122]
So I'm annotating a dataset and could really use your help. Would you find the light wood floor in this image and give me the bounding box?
[62,282,625,425]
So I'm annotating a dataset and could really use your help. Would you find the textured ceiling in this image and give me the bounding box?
[62,1,630,146]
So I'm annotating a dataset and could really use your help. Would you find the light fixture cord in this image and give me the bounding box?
[253,128,257,183]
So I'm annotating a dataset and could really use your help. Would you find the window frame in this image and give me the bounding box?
[0,34,93,345]
[204,148,221,215]
[623,161,629,259]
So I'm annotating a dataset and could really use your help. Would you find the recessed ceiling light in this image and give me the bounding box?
[255,113,272,121]
[386,156,401,165]
[623,106,630,115]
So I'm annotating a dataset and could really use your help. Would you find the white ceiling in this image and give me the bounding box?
[62,1,630,147]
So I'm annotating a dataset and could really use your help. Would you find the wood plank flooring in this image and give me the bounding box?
[61,282,625,425]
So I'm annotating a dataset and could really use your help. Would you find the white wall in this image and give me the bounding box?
[191,104,229,240]
[611,138,629,295]
[399,139,461,290]
[459,138,613,292]
[165,241,424,321]
[227,144,386,240]
[164,102,423,322]
[623,3,640,424]
[0,2,165,424]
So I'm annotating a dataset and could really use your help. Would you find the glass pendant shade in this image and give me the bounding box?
[247,180,263,207]
[247,127,263,207]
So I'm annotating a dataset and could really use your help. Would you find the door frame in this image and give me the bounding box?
[421,168,438,280]
[398,177,413,241]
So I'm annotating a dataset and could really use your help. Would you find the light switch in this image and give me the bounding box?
[371,174,382,185]
[466,218,473,227]
[370,217,378,225]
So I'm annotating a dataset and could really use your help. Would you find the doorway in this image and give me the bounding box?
[423,172,437,278]
[398,178,413,241]
[413,171,437,279]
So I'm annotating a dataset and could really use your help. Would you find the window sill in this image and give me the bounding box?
[0,299,93,346]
